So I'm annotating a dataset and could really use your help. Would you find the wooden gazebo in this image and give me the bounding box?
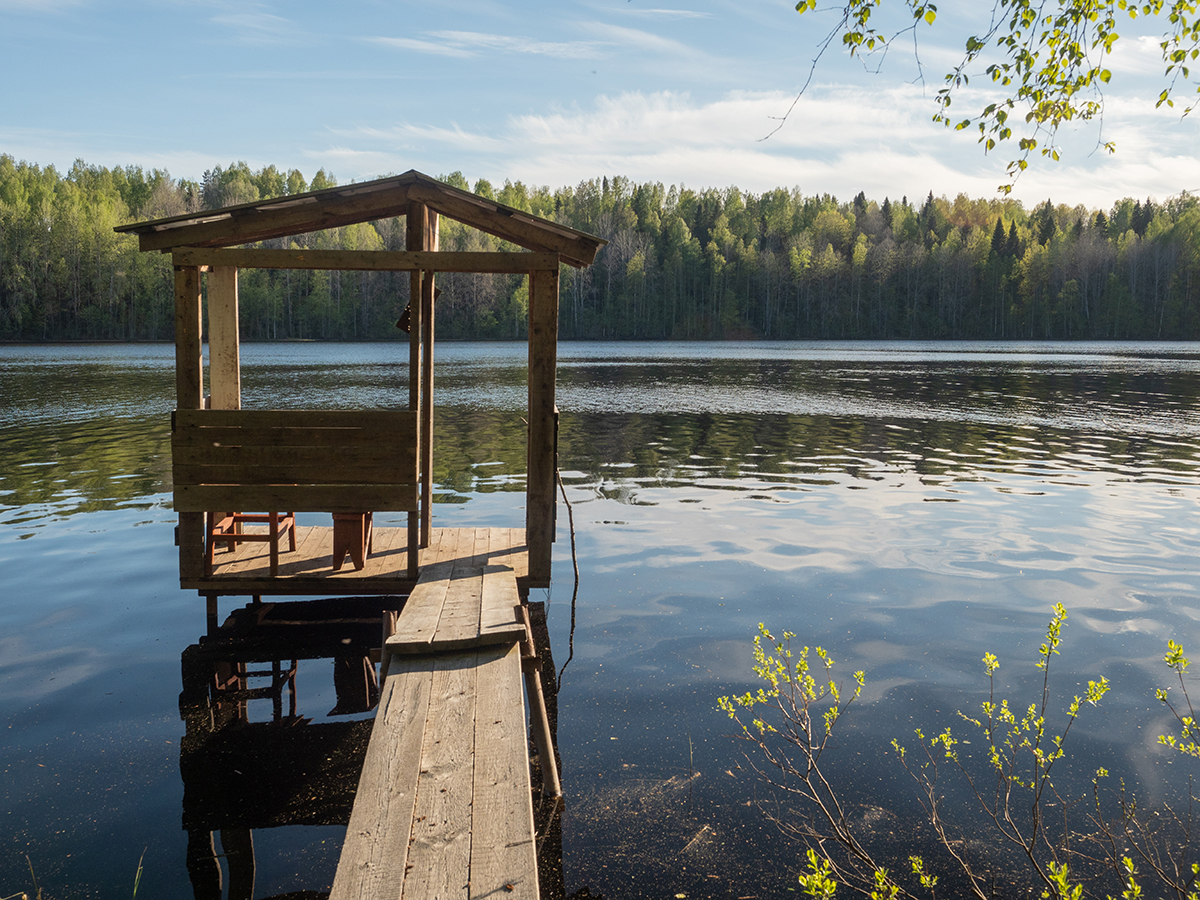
[116,170,605,616]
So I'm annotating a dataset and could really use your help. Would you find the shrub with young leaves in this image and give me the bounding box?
[720,605,1200,899]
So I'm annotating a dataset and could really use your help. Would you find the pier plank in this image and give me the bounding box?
[401,650,478,900]
[329,654,434,900]
[387,528,459,651]
[431,529,486,648]
[481,529,523,642]
[469,642,537,899]
[332,528,540,900]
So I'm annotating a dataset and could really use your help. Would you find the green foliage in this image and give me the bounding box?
[794,0,1200,191]
[7,153,1200,342]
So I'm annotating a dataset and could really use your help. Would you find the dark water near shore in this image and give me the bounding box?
[3,340,1200,898]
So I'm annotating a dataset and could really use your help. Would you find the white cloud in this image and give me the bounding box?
[328,86,1200,209]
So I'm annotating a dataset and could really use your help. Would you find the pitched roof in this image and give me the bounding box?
[114,169,606,267]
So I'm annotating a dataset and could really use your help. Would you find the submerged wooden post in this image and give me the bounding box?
[207,266,240,410]
[175,265,205,585]
[527,267,559,587]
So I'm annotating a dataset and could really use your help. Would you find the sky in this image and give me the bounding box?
[3,0,1199,210]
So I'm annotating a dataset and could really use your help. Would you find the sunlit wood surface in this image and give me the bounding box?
[185,526,527,596]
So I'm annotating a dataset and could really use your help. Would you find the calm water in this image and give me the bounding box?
[3,340,1200,898]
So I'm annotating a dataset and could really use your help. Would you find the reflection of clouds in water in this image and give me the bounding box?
[0,636,105,702]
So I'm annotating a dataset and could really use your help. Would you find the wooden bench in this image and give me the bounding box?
[172,409,419,578]
[331,529,556,900]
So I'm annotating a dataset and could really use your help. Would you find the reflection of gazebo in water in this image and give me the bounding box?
[116,171,605,626]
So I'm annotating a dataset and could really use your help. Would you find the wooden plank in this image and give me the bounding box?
[509,528,530,582]
[174,428,417,455]
[174,459,415,486]
[330,654,435,900]
[470,642,538,899]
[387,529,459,652]
[175,408,418,432]
[479,527,524,642]
[407,181,600,268]
[138,185,417,252]
[431,529,485,648]
[207,266,241,411]
[174,483,418,513]
[400,650,478,900]
[173,247,560,274]
[480,580,524,645]
[173,443,406,468]
[526,268,559,586]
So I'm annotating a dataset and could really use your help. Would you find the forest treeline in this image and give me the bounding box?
[3,152,1200,342]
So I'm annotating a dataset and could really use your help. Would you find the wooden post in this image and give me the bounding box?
[207,266,240,410]
[405,203,426,579]
[175,265,205,586]
[420,212,437,548]
[527,267,559,587]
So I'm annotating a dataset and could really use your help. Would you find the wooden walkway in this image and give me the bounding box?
[331,527,554,900]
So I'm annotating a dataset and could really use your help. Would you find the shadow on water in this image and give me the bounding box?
[177,596,395,899]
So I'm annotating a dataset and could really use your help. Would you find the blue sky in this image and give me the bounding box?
[3,0,1198,209]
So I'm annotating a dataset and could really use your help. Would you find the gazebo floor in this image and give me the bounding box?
[183,526,528,597]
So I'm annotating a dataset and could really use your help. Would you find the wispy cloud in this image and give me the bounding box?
[616,7,713,19]
[369,30,606,59]
[430,30,606,59]
[211,11,302,45]
[581,21,699,57]
[0,0,82,10]
[369,36,474,58]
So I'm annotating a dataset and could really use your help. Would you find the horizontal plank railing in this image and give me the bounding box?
[172,408,418,514]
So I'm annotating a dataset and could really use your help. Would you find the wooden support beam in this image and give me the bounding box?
[175,266,204,409]
[175,265,205,586]
[207,267,240,410]
[420,212,437,548]
[526,268,559,587]
[171,247,559,273]
[406,202,426,579]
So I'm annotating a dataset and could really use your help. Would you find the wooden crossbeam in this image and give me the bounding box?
[172,247,561,273]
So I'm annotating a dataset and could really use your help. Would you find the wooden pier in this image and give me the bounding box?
[332,526,556,900]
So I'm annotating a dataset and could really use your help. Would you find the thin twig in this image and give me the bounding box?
[555,468,580,691]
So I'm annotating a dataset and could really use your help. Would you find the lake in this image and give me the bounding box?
[2,340,1200,898]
